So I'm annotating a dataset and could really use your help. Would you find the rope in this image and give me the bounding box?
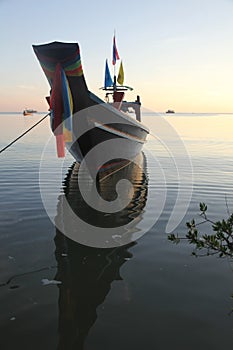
[0,112,50,154]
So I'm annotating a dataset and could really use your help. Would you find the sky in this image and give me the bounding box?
[1,0,233,112]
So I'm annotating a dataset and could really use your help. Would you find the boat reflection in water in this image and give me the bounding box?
[54,153,148,349]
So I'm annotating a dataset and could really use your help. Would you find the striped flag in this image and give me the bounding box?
[112,35,120,65]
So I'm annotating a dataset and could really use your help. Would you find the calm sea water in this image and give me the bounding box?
[0,112,233,349]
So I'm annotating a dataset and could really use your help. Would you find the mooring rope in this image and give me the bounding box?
[0,112,50,154]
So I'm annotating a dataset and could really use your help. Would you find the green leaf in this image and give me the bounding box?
[200,202,207,212]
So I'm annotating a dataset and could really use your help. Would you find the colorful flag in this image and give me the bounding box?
[104,59,113,88]
[56,134,65,158]
[61,68,73,142]
[50,63,63,136]
[49,63,71,157]
[112,35,120,65]
[117,61,124,85]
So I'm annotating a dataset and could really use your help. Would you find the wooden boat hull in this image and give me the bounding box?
[67,102,148,177]
[32,41,149,176]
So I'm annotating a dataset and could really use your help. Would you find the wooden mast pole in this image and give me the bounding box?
[113,29,117,92]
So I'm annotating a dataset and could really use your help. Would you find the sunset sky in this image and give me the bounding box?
[1,0,233,113]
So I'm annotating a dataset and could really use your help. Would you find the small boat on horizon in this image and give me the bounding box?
[23,108,37,116]
[33,37,149,178]
[166,109,175,114]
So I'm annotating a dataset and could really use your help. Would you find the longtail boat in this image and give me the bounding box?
[33,38,149,178]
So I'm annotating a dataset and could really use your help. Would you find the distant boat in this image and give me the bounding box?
[166,109,175,114]
[23,109,37,116]
[33,38,149,177]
